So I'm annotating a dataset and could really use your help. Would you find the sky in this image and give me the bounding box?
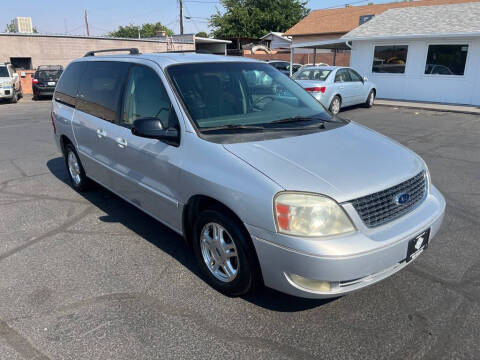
[2,0,395,36]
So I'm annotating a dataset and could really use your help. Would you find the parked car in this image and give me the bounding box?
[293,66,376,115]
[0,63,23,103]
[265,60,301,76]
[53,50,445,299]
[299,62,329,69]
[32,65,63,100]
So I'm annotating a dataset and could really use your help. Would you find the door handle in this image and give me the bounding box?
[96,129,107,138]
[116,137,127,148]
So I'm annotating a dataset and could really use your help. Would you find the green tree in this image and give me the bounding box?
[210,0,309,38]
[108,22,173,38]
[195,31,209,38]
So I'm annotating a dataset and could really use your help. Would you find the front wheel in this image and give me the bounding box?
[192,208,261,297]
[365,90,375,108]
[329,95,341,115]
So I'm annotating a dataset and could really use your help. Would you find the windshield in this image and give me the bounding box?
[292,68,331,81]
[0,67,9,77]
[167,62,330,130]
[36,70,63,80]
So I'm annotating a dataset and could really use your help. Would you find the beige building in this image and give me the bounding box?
[0,33,195,70]
[13,17,33,33]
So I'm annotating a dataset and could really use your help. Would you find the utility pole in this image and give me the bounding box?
[84,9,90,36]
[179,0,184,35]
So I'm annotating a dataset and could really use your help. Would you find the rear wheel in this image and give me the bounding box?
[365,90,375,108]
[192,208,260,297]
[64,143,89,192]
[329,95,341,115]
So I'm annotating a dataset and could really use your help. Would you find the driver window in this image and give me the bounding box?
[121,65,172,129]
[348,69,363,82]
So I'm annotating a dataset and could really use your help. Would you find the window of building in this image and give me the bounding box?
[372,45,408,73]
[10,57,32,70]
[425,45,468,76]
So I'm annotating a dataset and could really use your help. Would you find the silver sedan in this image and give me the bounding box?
[293,66,376,114]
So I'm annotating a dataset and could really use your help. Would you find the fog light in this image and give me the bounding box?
[288,273,336,292]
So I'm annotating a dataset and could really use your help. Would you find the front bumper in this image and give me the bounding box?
[0,88,14,99]
[247,185,446,298]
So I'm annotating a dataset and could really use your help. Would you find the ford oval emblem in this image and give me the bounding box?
[394,192,410,205]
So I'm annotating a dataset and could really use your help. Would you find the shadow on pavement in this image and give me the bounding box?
[47,156,335,312]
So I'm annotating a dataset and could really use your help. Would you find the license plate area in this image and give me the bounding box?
[406,228,430,262]
[48,81,56,86]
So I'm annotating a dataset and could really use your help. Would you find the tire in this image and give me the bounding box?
[18,87,23,99]
[329,95,341,115]
[192,208,261,297]
[9,90,17,104]
[64,143,90,192]
[365,90,375,108]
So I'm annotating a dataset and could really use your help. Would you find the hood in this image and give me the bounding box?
[223,122,424,203]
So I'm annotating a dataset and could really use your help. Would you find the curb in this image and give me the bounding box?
[375,100,480,116]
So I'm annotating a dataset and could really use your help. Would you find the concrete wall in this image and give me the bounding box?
[0,34,194,69]
[350,37,480,105]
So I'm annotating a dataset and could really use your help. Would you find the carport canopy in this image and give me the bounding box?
[289,38,350,76]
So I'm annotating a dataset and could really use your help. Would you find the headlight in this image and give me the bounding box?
[274,192,355,237]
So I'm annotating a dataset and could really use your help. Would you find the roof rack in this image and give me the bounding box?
[83,48,140,57]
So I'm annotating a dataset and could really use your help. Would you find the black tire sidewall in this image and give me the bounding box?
[192,209,258,297]
[64,144,88,192]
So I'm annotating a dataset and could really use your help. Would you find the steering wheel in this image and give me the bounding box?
[253,95,274,110]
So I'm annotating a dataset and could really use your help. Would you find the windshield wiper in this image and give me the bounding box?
[200,124,265,133]
[270,116,326,127]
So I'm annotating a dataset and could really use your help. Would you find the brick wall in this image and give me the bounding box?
[16,70,35,94]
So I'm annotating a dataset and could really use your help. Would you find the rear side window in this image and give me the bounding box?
[77,61,130,122]
[55,62,85,107]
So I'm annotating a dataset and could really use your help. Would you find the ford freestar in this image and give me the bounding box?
[52,50,445,298]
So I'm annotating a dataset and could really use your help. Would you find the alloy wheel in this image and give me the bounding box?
[67,151,82,186]
[200,222,239,283]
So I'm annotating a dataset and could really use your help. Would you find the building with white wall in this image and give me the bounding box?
[343,2,480,106]
[13,17,33,33]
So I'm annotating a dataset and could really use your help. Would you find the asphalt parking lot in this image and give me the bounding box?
[0,98,479,359]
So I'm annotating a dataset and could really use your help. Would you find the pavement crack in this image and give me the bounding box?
[0,206,93,263]
[0,317,51,360]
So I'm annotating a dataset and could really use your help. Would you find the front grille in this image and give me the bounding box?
[351,171,427,227]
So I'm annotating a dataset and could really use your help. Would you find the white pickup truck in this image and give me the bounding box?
[0,63,23,103]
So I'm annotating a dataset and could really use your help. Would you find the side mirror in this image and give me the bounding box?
[131,118,179,146]
[363,76,368,82]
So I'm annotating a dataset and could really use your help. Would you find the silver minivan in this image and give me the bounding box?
[52,49,445,298]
